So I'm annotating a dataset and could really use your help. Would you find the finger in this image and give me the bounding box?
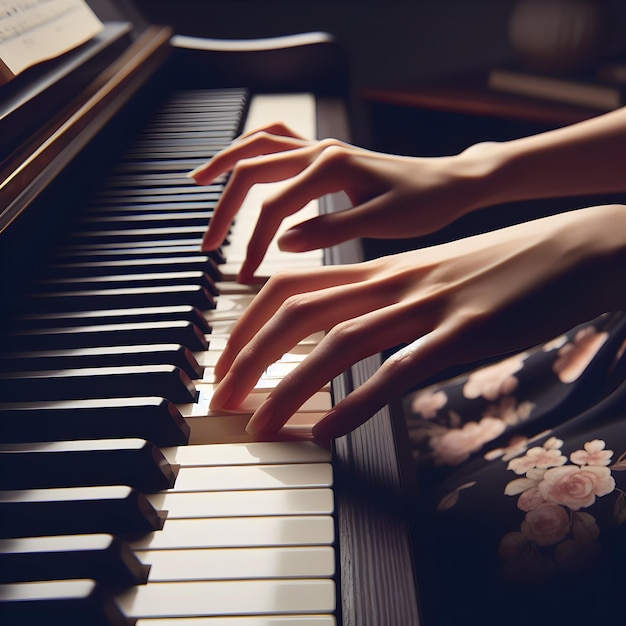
[244,303,437,436]
[210,275,407,410]
[200,144,335,251]
[235,144,365,272]
[214,263,375,379]
[238,122,307,142]
[190,131,308,185]
[277,192,395,252]
[312,327,453,439]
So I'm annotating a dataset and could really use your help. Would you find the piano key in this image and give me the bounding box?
[3,320,209,352]
[0,485,165,538]
[0,344,203,379]
[0,579,131,626]
[0,438,176,492]
[84,202,214,214]
[67,225,207,243]
[90,192,219,205]
[47,256,221,281]
[184,412,327,445]
[194,387,332,414]
[112,158,209,173]
[61,237,204,251]
[54,244,226,266]
[135,546,334,582]
[26,284,216,311]
[94,186,220,198]
[170,463,332,492]
[0,534,149,585]
[0,397,189,446]
[129,515,334,552]
[0,365,198,404]
[145,488,333,519]
[115,579,335,619]
[136,617,336,626]
[12,305,211,333]
[36,271,219,297]
[161,441,331,467]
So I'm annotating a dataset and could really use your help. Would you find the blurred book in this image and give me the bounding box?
[487,65,626,111]
[0,0,104,85]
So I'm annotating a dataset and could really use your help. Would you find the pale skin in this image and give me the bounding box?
[190,107,626,439]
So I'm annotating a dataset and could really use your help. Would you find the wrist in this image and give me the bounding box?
[453,141,512,212]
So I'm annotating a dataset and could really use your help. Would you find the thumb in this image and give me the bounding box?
[278,214,355,252]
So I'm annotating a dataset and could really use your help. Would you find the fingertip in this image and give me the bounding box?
[277,227,308,252]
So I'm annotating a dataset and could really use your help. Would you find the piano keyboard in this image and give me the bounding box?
[0,89,337,624]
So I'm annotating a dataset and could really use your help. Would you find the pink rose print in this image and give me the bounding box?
[410,389,448,418]
[552,327,608,383]
[498,438,620,581]
[463,353,526,401]
[430,417,506,466]
[569,439,613,467]
[538,465,615,511]
[521,502,571,547]
[507,445,567,475]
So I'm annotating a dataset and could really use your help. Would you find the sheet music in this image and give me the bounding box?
[0,0,103,83]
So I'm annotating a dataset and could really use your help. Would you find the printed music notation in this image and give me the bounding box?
[0,0,103,84]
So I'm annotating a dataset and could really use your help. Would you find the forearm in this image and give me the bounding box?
[461,107,626,210]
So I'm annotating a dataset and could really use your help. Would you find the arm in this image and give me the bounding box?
[191,108,626,280]
[209,203,626,439]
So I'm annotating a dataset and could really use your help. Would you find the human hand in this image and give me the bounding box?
[208,204,626,439]
[190,123,491,280]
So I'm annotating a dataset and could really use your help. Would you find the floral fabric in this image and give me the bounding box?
[402,311,626,626]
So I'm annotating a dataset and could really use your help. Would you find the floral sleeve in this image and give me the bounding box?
[401,312,626,626]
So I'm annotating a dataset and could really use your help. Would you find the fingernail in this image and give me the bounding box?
[209,374,235,409]
[246,397,277,435]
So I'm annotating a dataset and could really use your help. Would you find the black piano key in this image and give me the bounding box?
[103,173,213,188]
[3,320,208,351]
[0,438,176,492]
[36,271,218,297]
[12,305,211,333]
[26,284,216,311]
[60,237,204,251]
[46,255,222,283]
[90,192,220,205]
[0,344,203,380]
[0,364,198,404]
[0,579,131,626]
[83,204,215,218]
[0,397,189,446]
[77,210,214,226]
[54,244,227,266]
[66,224,207,243]
[0,485,165,538]
[0,534,149,586]
[112,158,209,172]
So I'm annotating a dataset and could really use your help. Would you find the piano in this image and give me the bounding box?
[0,18,421,626]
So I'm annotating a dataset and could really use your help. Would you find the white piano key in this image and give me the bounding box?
[128,515,335,551]
[137,616,336,626]
[182,412,328,445]
[202,295,256,322]
[170,463,333,492]
[146,488,334,519]
[135,546,335,581]
[160,441,331,467]
[194,388,333,413]
[116,578,335,618]
[214,282,261,296]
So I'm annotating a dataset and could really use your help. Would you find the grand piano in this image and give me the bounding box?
[0,12,421,626]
